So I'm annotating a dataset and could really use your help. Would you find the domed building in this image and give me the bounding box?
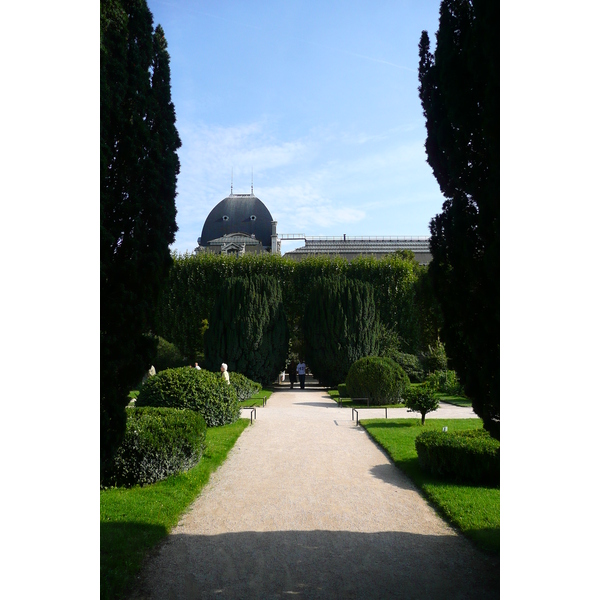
[195,187,280,256]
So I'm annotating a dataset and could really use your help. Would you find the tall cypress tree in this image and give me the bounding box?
[204,275,289,386]
[303,277,380,387]
[418,0,499,438]
[101,0,180,473]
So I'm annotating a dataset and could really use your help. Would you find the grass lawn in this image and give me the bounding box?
[435,393,472,407]
[239,389,273,407]
[361,418,499,555]
[100,418,250,600]
[328,387,472,409]
[327,389,406,408]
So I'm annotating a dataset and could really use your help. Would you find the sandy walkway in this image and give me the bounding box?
[130,387,499,599]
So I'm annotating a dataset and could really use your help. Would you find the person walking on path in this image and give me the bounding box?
[287,360,297,389]
[296,359,306,389]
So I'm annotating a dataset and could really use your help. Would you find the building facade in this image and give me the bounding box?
[195,190,280,256]
[195,190,430,264]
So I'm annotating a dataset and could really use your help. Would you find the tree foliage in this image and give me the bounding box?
[203,275,290,386]
[303,277,380,387]
[345,356,410,405]
[100,0,181,472]
[418,0,499,438]
[155,252,435,364]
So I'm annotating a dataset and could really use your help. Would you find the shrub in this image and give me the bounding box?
[345,356,409,406]
[136,367,239,427]
[423,340,448,373]
[386,351,425,383]
[153,336,188,371]
[337,383,350,398]
[403,384,440,424]
[415,429,500,486]
[426,369,464,395]
[229,372,262,401]
[102,407,206,488]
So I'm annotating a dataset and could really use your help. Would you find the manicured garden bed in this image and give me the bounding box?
[361,418,499,555]
[239,389,273,407]
[327,389,406,408]
[100,418,250,600]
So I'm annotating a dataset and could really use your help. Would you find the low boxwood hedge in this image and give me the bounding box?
[229,372,262,401]
[415,429,500,486]
[136,367,240,427]
[345,356,409,406]
[102,407,206,488]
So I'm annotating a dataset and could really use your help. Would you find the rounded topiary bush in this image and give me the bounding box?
[102,407,206,488]
[136,367,239,427]
[345,356,409,405]
[415,429,500,486]
[337,383,350,398]
[229,372,262,401]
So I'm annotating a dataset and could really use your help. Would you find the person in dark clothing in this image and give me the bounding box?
[287,361,297,389]
[296,359,306,389]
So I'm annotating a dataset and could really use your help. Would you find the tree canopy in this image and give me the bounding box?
[418,0,499,438]
[101,0,181,472]
[203,275,289,386]
[303,277,381,387]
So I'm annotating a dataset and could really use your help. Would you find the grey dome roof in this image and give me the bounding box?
[199,193,274,248]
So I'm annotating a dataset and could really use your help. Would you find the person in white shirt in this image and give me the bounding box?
[296,360,306,389]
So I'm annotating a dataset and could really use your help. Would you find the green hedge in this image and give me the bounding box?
[136,367,239,427]
[336,383,350,398]
[153,336,188,371]
[102,407,206,488]
[229,372,262,401]
[304,277,381,388]
[345,356,409,405]
[426,369,464,395]
[415,429,500,485]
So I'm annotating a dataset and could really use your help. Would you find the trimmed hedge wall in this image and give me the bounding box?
[229,372,262,401]
[345,356,409,405]
[136,367,239,427]
[415,429,500,485]
[102,407,206,488]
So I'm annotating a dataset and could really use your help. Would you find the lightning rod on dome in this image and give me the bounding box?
[251,167,254,195]
[230,168,233,195]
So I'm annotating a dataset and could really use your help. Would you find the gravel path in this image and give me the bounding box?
[130,386,499,599]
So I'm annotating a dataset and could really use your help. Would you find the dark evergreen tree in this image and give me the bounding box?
[418,0,499,438]
[204,276,289,386]
[101,0,180,474]
[303,278,380,387]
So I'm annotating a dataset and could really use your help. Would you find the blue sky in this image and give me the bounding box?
[145,0,446,254]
